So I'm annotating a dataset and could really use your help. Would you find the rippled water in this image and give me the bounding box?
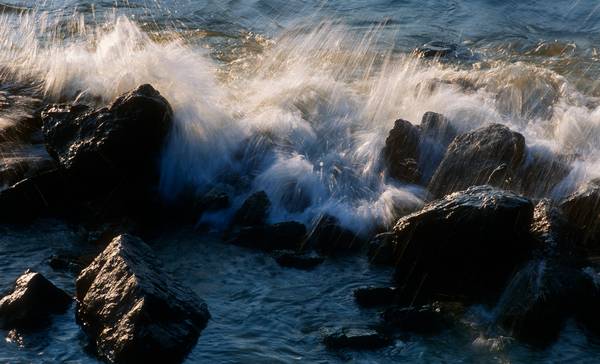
[1,0,600,363]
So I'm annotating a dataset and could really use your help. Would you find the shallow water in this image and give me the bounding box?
[1,0,600,363]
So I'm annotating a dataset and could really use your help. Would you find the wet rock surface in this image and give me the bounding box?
[560,179,600,254]
[354,286,398,307]
[367,232,397,266]
[323,327,390,350]
[231,191,271,227]
[392,185,535,303]
[75,234,210,364]
[307,215,365,255]
[273,250,324,270]
[382,118,421,183]
[0,270,71,329]
[428,124,526,197]
[530,199,578,257]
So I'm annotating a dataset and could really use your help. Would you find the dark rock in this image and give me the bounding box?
[494,260,589,347]
[530,199,578,257]
[307,214,365,255]
[228,221,307,251]
[393,186,535,303]
[381,302,460,335]
[354,287,398,307]
[0,270,71,329]
[198,187,230,212]
[575,267,600,335]
[0,144,56,190]
[428,124,526,198]
[560,179,600,254]
[76,234,210,364]
[323,327,390,350]
[420,112,457,146]
[368,232,397,266]
[416,41,458,58]
[382,119,421,183]
[231,191,271,227]
[41,84,173,196]
[273,250,324,270]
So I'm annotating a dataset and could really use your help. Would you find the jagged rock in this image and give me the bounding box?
[0,270,71,329]
[354,287,398,307]
[273,250,324,270]
[231,191,271,227]
[76,234,210,364]
[428,124,526,198]
[41,84,173,195]
[560,179,600,254]
[228,221,307,251]
[393,186,535,303]
[323,327,390,350]
[307,215,364,255]
[381,302,461,335]
[382,119,421,183]
[494,260,589,347]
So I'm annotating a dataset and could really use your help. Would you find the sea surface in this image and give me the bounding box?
[1,0,600,363]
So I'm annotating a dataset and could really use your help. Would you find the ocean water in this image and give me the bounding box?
[1,0,600,363]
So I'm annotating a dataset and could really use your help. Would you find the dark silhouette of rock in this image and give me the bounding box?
[516,148,571,198]
[76,234,210,364]
[393,186,535,303]
[307,214,364,255]
[42,84,173,196]
[323,327,390,350]
[367,232,397,265]
[228,221,307,251]
[0,270,71,329]
[0,144,56,190]
[560,179,600,254]
[428,124,526,197]
[231,191,271,227]
[382,119,421,183]
[354,287,398,307]
[273,250,324,270]
[530,199,578,257]
[494,260,589,347]
[420,112,457,146]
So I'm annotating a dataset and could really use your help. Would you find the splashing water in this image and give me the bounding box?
[1,6,600,233]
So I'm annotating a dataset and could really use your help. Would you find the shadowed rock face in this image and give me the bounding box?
[41,84,173,193]
[560,179,600,254]
[382,118,421,183]
[428,124,526,198]
[392,185,535,304]
[76,234,210,364]
[0,270,71,329]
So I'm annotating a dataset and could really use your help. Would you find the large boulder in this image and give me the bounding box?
[393,186,535,303]
[428,124,526,198]
[76,234,210,364]
[0,270,71,329]
[560,179,600,254]
[41,84,173,195]
[381,119,421,183]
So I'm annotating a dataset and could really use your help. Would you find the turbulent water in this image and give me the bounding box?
[1,0,600,363]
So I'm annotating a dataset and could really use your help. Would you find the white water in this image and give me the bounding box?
[2,13,600,232]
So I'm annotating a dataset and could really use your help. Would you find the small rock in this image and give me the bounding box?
[367,232,397,266]
[323,327,390,350]
[231,191,271,227]
[0,270,71,329]
[382,119,421,183]
[273,250,324,270]
[228,221,307,251]
[307,215,364,255]
[560,179,600,254]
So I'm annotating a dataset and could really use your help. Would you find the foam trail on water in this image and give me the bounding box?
[0,12,599,232]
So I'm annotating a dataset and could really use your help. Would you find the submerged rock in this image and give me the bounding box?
[307,215,364,255]
[428,124,526,198]
[41,84,173,196]
[323,327,390,350]
[273,250,324,270]
[382,118,421,183]
[393,186,535,303]
[76,234,210,364]
[231,191,271,227]
[0,270,71,329]
[354,287,398,307]
[560,179,600,254]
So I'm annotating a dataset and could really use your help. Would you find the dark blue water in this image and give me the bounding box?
[1,1,600,363]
